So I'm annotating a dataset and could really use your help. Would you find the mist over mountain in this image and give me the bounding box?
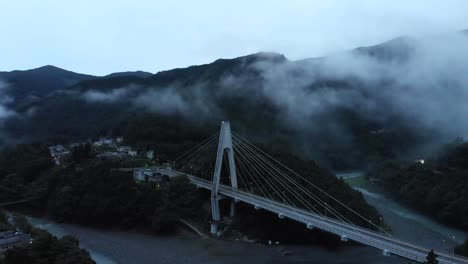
[2,31,468,169]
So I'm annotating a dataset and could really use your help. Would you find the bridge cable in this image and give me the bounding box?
[233,149,274,201]
[233,142,297,206]
[232,131,391,236]
[186,139,220,179]
[223,151,250,192]
[194,142,219,180]
[233,137,329,217]
[233,135,352,222]
[234,138,313,209]
[176,135,217,166]
[174,132,220,164]
[176,134,219,175]
[233,155,258,194]
[232,133,385,232]
[174,133,219,171]
[233,137,332,218]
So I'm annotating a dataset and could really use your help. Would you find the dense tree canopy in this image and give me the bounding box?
[455,239,468,257]
[0,140,384,243]
[2,232,95,264]
[0,211,95,264]
[367,142,468,230]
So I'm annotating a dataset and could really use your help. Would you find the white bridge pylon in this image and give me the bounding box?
[171,121,468,264]
[210,121,238,235]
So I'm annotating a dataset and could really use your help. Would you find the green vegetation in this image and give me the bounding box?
[1,158,205,234]
[0,140,206,234]
[46,164,204,233]
[267,151,383,229]
[424,250,438,264]
[0,139,384,244]
[3,52,428,172]
[455,239,468,257]
[0,212,95,264]
[119,157,152,168]
[367,142,468,231]
[2,234,95,264]
[0,210,13,232]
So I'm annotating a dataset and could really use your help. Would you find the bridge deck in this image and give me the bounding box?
[158,169,467,264]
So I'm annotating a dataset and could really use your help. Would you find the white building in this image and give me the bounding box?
[93,138,115,147]
[0,231,32,253]
[49,145,71,165]
[133,168,169,183]
[118,146,132,153]
[146,150,155,160]
[129,150,138,156]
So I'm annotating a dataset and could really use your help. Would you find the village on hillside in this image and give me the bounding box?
[48,137,172,185]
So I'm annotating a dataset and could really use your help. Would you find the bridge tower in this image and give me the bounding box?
[210,121,238,235]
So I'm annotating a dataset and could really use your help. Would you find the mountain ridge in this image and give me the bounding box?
[2,30,468,170]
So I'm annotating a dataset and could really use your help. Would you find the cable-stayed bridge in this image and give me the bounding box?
[167,121,468,264]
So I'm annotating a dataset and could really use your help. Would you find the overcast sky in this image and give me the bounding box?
[1,0,467,75]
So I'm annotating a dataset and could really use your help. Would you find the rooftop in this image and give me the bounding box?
[0,231,31,247]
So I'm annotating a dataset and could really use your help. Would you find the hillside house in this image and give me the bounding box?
[118,146,132,153]
[49,145,71,165]
[93,138,115,147]
[133,168,169,183]
[0,231,32,253]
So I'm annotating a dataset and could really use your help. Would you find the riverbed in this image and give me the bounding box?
[16,171,466,264]
[336,172,468,253]
[28,216,405,264]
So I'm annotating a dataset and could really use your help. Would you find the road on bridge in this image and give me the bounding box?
[156,168,468,264]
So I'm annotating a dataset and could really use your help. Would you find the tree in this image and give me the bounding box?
[0,210,13,232]
[425,249,438,264]
[455,239,468,257]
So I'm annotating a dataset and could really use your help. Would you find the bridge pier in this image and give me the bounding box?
[210,222,220,236]
[210,121,238,236]
[229,200,236,217]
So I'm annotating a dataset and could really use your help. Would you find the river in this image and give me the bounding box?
[27,216,406,264]
[336,172,468,254]
[21,171,464,264]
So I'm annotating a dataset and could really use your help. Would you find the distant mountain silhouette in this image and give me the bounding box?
[105,71,153,78]
[2,31,468,170]
[0,65,96,105]
[0,66,156,108]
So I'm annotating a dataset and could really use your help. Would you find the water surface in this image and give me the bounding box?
[28,216,405,264]
[336,172,468,253]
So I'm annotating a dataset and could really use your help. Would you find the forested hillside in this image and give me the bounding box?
[367,141,468,230]
[2,32,468,171]
[0,141,382,241]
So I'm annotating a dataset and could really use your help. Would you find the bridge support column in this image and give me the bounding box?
[210,223,219,235]
[210,121,238,235]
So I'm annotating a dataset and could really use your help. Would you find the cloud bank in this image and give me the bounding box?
[253,32,468,143]
[63,31,468,165]
[0,80,15,120]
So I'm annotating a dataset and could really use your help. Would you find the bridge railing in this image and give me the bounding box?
[187,175,468,264]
